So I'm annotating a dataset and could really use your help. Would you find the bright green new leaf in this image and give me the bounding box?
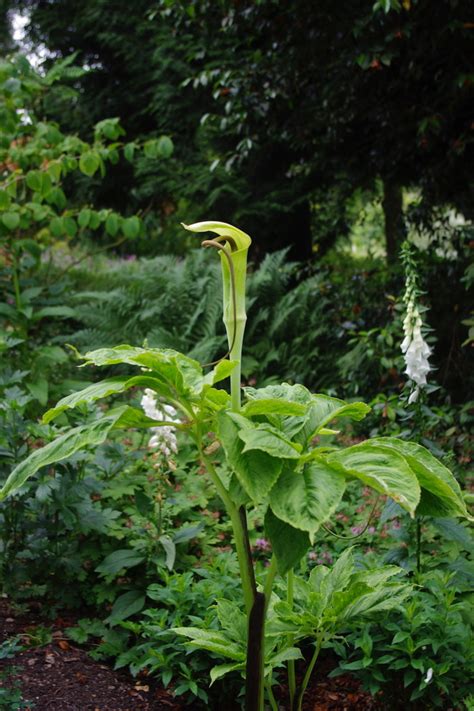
[371,437,471,519]
[238,423,302,459]
[242,398,307,418]
[328,442,421,516]
[270,460,346,535]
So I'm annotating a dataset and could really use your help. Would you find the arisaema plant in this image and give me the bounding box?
[1,221,471,711]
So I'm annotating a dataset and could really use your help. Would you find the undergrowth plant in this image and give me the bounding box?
[1,221,471,710]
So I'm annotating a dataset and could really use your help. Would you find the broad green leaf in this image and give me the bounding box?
[105,590,145,624]
[216,600,247,644]
[244,383,313,406]
[123,142,136,162]
[50,216,63,237]
[105,212,119,236]
[310,396,371,435]
[26,170,43,192]
[96,549,145,575]
[43,376,129,423]
[173,627,245,662]
[63,216,77,237]
[328,442,420,516]
[157,135,174,158]
[81,345,203,397]
[238,423,302,459]
[371,437,471,519]
[2,211,20,230]
[242,398,307,418]
[32,306,76,321]
[265,508,310,575]
[122,215,140,238]
[210,662,245,685]
[0,408,128,501]
[79,151,100,177]
[270,460,346,535]
[78,208,91,228]
[217,412,282,503]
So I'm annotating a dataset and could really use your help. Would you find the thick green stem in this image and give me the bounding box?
[227,316,246,411]
[287,569,296,709]
[295,633,323,711]
[200,448,255,615]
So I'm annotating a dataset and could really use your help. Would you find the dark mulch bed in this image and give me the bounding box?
[0,599,182,710]
[0,599,381,710]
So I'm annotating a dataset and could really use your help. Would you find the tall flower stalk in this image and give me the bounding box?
[400,241,432,404]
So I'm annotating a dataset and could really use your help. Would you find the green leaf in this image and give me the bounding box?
[0,189,10,209]
[0,408,128,501]
[81,345,203,398]
[78,208,91,228]
[50,216,63,237]
[311,396,371,435]
[32,306,76,321]
[123,142,136,162]
[371,437,471,519]
[96,549,145,575]
[242,398,307,418]
[270,460,346,535]
[105,590,145,624]
[265,508,310,575]
[79,151,100,177]
[105,212,119,236]
[143,139,160,159]
[238,422,302,459]
[203,359,237,386]
[2,211,20,230]
[328,442,421,516]
[173,627,245,662]
[26,378,48,406]
[26,170,43,192]
[63,216,77,237]
[210,662,244,685]
[122,215,140,238]
[159,535,176,571]
[157,135,174,158]
[43,376,131,423]
[217,412,282,503]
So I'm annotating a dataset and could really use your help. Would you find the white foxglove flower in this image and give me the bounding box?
[424,668,434,684]
[401,246,432,403]
[140,389,178,456]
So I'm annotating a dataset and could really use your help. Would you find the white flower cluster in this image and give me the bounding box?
[401,270,431,404]
[140,389,178,457]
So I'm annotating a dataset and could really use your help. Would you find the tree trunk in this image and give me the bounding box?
[382,180,403,263]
